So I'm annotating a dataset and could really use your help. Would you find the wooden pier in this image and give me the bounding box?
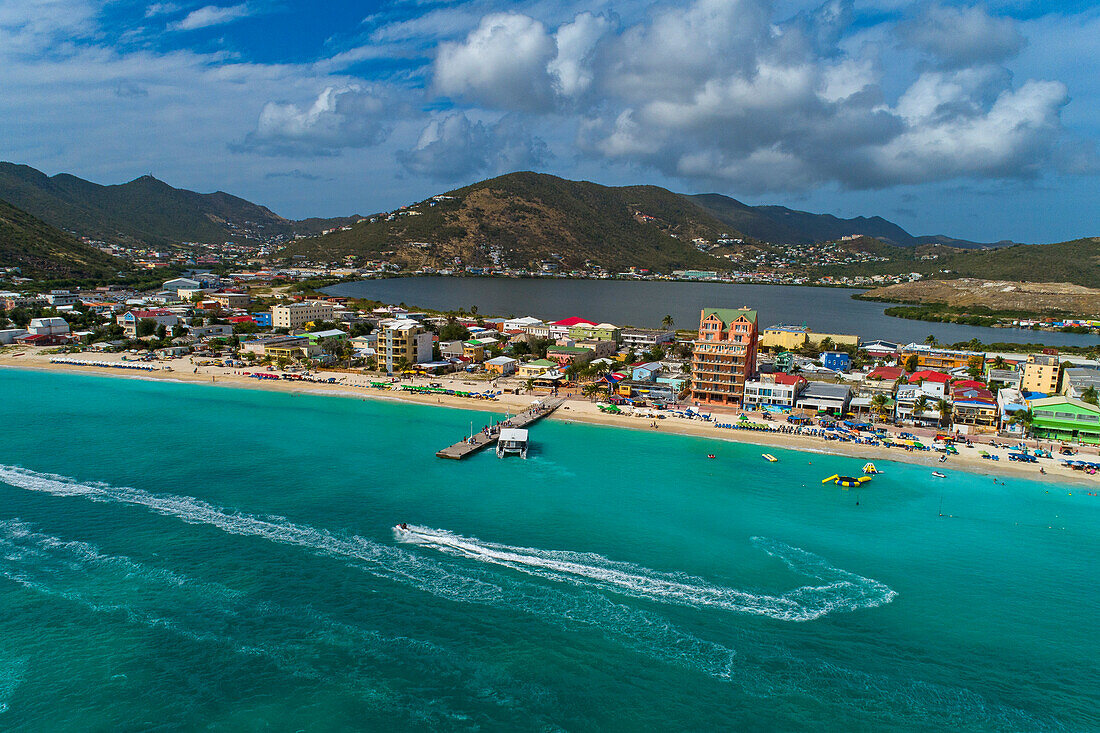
[436,397,565,460]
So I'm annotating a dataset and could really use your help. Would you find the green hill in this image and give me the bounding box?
[819,237,1100,288]
[688,193,1007,248]
[0,199,124,279]
[282,172,747,272]
[0,163,356,247]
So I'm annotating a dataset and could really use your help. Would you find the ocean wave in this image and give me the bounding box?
[395,526,896,621]
[0,466,737,681]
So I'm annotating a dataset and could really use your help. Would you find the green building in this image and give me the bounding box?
[1029,396,1100,444]
[567,323,621,343]
[775,351,795,373]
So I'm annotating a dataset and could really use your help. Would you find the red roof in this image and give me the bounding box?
[952,379,986,390]
[909,370,951,383]
[953,387,995,404]
[551,317,598,327]
[772,373,807,385]
[868,366,905,380]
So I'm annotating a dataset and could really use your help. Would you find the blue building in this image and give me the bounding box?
[631,361,663,382]
[822,351,851,372]
[252,312,272,327]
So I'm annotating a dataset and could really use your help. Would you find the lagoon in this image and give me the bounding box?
[327,276,1100,347]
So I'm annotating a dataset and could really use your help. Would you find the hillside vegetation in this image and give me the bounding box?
[0,163,355,247]
[0,199,123,279]
[825,237,1100,288]
[283,172,735,271]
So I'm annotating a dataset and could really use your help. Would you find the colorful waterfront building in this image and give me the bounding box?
[376,319,433,372]
[898,343,983,372]
[690,307,759,406]
[1029,396,1100,444]
[1021,354,1062,395]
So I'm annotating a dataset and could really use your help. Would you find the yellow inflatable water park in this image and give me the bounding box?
[862,462,880,475]
[822,474,872,488]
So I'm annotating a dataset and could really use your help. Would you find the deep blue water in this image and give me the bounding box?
[0,367,1097,730]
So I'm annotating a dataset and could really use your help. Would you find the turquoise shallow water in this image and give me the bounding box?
[0,368,1097,731]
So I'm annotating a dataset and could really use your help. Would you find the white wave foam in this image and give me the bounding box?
[0,466,737,680]
[395,526,896,621]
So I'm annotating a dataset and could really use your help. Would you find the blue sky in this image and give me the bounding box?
[1,0,1097,243]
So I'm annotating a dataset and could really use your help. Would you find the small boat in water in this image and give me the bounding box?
[496,428,529,458]
[932,471,946,479]
[762,453,778,462]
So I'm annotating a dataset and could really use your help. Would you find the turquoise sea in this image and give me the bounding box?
[0,367,1097,731]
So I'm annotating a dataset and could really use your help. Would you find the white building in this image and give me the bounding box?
[43,290,79,307]
[163,277,201,291]
[272,302,335,330]
[743,374,807,409]
[28,317,71,336]
[0,328,29,345]
[504,316,544,332]
[621,329,675,349]
[895,384,947,424]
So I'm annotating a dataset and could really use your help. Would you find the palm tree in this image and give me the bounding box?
[661,314,674,331]
[992,355,1007,370]
[582,382,602,399]
[870,393,889,422]
[1082,386,1099,406]
[925,334,938,346]
[911,395,930,422]
[936,398,953,428]
[1010,408,1034,435]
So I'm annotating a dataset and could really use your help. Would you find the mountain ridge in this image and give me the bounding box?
[0,198,124,280]
[0,162,357,248]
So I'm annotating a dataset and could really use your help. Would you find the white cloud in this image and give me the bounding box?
[398,111,549,181]
[549,12,611,97]
[241,86,396,156]
[169,4,251,31]
[899,4,1026,69]
[425,0,1074,193]
[434,13,556,111]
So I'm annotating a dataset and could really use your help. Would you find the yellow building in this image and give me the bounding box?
[760,325,808,350]
[1021,354,1061,394]
[808,331,859,349]
[272,301,335,329]
[760,325,858,351]
[376,319,432,372]
[518,359,556,378]
[899,343,982,371]
[462,341,486,362]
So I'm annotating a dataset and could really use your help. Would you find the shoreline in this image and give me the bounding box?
[2,349,1096,487]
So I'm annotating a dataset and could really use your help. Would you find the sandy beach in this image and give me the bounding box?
[3,346,1097,487]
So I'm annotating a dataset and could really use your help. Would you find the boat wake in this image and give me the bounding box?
[0,518,558,727]
[0,466,1061,729]
[395,526,896,622]
[0,465,735,680]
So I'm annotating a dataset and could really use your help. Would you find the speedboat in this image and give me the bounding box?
[932,471,946,479]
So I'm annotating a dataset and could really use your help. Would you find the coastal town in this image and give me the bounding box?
[3,272,1099,482]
